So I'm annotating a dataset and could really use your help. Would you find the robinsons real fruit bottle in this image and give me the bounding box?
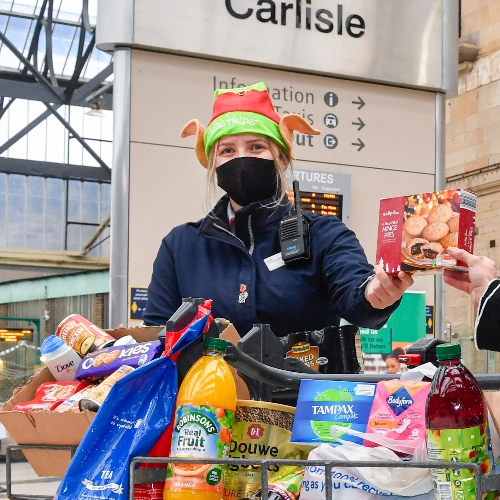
[164,337,237,500]
[426,343,492,500]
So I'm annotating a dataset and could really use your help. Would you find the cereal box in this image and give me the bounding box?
[376,189,476,275]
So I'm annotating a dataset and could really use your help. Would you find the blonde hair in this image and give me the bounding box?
[205,135,292,211]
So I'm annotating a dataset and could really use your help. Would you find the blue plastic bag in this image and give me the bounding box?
[55,312,210,500]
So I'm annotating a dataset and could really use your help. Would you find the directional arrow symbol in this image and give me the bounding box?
[352,117,365,131]
[352,96,365,110]
[352,138,365,151]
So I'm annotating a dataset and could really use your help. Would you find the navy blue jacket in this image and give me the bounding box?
[143,195,400,336]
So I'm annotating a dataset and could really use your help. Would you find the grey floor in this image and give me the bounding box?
[0,462,60,498]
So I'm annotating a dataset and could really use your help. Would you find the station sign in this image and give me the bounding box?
[97,0,454,92]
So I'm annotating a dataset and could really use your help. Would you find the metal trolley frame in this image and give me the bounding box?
[128,456,500,500]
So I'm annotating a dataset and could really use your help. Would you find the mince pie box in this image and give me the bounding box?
[376,189,476,275]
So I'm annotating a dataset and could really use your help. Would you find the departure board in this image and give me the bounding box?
[287,191,343,221]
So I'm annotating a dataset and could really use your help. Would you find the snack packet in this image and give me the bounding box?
[12,381,90,412]
[244,467,305,500]
[76,341,161,380]
[54,385,97,413]
[79,365,135,412]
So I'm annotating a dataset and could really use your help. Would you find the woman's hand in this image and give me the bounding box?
[443,247,497,306]
[366,265,414,309]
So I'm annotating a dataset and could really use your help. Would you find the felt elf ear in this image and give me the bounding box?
[181,119,208,168]
[279,114,321,160]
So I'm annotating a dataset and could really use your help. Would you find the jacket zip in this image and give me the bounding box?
[213,223,247,249]
[247,215,255,255]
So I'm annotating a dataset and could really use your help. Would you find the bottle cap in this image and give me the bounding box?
[114,335,137,346]
[41,335,65,354]
[436,343,461,361]
[204,337,227,353]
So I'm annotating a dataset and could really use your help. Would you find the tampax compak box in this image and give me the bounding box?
[290,380,377,445]
[376,189,476,275]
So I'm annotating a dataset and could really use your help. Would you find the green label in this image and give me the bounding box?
[174,411,218,435]
[426,424,491,500]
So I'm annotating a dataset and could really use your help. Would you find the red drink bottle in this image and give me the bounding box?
[426,343,493,500]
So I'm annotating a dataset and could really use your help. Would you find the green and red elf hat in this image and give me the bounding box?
[181,82,320,168]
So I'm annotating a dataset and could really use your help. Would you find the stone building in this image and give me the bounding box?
[445,0,500,369]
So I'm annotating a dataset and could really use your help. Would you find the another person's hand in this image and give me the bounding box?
[366,265,414,309]
[443,247,497,306]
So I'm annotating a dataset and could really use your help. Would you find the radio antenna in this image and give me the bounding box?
[293,180,302,215]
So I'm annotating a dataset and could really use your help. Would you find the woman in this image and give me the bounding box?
[143,82,413,337]
[384,348,405,374]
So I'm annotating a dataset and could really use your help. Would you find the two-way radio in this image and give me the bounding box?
[279,180,311,265]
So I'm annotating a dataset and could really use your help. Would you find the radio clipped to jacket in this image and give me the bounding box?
[279,180,311,265]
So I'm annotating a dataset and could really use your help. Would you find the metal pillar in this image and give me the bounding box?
[434,92,446,339]
[109,48,131,328]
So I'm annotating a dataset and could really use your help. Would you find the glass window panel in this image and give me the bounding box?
[1,17,30,68]
[25,175,43,249]
[12,0,38,14]
[100,182,110,216]
[80,223,95,255]
[81,180,98,223]
[67,179,81,224]
[0,103,9,157]
[44,177,64,250]
[68,138,83,165]
[45,112,65,163]
[56,0,82,22]
[83,108,101,140]
[0,3,14,12]
[7,174,25,247]
[100,141,112,169]
[7,99,28,159]
[62,26,79,76]
[36,26,46,69]
[66,222,81,251]
[7,98,28,137]
[0,14,9,34]
[52,0,63,16]
[26,100,46,161]
[87,0,97,19]
[82,140,100,167]
[68,104,83,137]
[100,109,113,141]
[0,173,6,247]
[97,225,110,258]
[22,20,35,58]
[51,23,76,76]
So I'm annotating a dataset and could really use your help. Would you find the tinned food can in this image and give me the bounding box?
[224,401,308,500]
[56,314,115,356]
[79,365,135,412]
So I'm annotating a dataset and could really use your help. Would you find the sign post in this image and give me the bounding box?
[97,0,458,328]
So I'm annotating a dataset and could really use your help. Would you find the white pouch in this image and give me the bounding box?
[300,442,433,500]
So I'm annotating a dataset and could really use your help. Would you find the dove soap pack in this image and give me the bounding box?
[290,380,377,445]
[364,380,431,448]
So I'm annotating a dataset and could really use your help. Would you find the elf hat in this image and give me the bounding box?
[181,82,321,168]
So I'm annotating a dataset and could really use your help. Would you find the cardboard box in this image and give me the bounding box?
[377,189,476,275]
[0,322,249,477]
[0,326,163,477]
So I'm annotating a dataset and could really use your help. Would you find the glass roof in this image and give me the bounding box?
[0,0,111,81]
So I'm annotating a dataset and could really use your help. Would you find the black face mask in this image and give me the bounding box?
[216,157,278,207]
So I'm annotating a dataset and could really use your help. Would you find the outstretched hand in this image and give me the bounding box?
[443,247,497,306]
[366,265,414,309]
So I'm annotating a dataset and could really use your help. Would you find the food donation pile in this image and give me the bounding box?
[1,309,498,500]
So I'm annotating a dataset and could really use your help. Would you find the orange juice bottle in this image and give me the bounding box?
[164,337,237,500]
